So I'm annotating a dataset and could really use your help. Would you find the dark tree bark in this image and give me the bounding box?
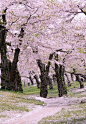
[54,53,67,97]
[65,73,71,87]
[55,63,67,97]
[37,53,54,98]
[76,75,84,88]
[34,74,40,88]
[76,74,78,81]
[18,28,24,38]
[75,73,86,82]
[0,9,23,92]
[37,60,48,98]
[81,75,86,81]
[0,26,11,90]
[29,75,34,85]
[10,48,23,92]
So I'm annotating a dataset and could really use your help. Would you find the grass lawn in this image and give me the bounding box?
[0,81,86,122]
[0,86,44,114]
[38,81,86,124]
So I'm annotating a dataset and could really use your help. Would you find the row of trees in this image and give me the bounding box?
[0,0,86,97]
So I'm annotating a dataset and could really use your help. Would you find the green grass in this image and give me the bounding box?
[38,81,86,124]
[0,81,86,120]
[43,117,86,124]
[47,81,86,98]
[23,84,58,98]
[0,88,45,113]
[0,102,29,112]
[67,81,80,90]
[23,85,40,95]
[47,85,58,98]
[15,96,45,105]
[67,81,86,97]
[70,92,86,98]
[68,81,86,90]
[0,90,29,112]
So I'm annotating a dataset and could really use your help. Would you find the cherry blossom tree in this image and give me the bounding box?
[0,0,86,96]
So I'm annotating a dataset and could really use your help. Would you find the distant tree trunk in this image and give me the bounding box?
[80,75,86,82]
[47,76,53,90]
[71,73,74,82]
[76,74,78,81]
[53,74,57,85]
[55,63,67,97]
[34,74,40,88]
[29,75,34,85]
[65,73,71,87]
[76,75,84,88]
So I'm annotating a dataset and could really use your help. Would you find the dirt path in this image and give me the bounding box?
[2,96,64,124]
[2,96,86,124]
[4,106,62,124]
[2,96,68,124]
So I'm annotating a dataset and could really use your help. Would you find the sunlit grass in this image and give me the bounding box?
[23,85,40,95]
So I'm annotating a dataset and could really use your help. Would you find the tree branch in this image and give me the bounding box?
[77,5,86,15]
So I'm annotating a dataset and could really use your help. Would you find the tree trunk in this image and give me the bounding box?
[10,48,23,92]
[47,76,53,90]
[37,54,53,98]
[0,27,11,90]
[29,75,34,85]
[0,29,23,92]
[53,74,57,85]
[71,73,74,82]
[65,73,71,87]
[40,72,48,98]
[76,75,84,88]
[37,60,48,98]
[0,9,23,92]
[14,68,23,92]
[55,63,67,97]
[34,74,40,88]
